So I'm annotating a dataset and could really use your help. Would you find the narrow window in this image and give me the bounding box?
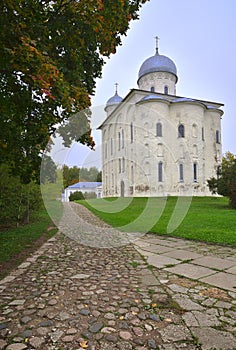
[193,162,197,182]
[216,130,220,144]
[192,124,197,137]
[179,164,184,182]
[122,157,125,172]
[130,122,134,143]
[118,132,121,150]
[178,124,185,138]
[164,85,168,94]
[158,161,163,182]
[119,158,121,173]
[150,86,155,92]
[105,143,108,159]
[110,138,113,155]
[131,165,134,183]
[122,129,125,148]
[202,127,205,141]
[156,122,162,137]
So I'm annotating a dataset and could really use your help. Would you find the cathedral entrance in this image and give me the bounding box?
[120,181,125,197]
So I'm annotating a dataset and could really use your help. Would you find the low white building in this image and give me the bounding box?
[64,182,102,202]
[99,40,224,197]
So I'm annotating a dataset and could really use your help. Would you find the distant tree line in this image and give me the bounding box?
[62,165,102,188]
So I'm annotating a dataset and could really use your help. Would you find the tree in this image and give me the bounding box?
[0,0,149,183]
[0,164,42,226]
[40,155,57,184]
[208,152,236,209]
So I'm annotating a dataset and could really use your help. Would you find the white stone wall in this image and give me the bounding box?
[138,72,177,95]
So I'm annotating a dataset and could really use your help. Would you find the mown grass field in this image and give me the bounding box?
[78,196,236,246]
[0,208,57,279]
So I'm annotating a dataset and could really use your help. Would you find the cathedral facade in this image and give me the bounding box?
[99,42,224,197]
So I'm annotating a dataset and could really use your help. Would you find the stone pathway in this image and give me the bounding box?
[0,203,235,350]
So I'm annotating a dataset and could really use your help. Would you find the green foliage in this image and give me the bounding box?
[79,197,236,246]
[0,164,43,226]
[0,0,148,183]
[208,152,236,209]
[69,191,97,201]
[69,191,84,201]
[40,155,57,184]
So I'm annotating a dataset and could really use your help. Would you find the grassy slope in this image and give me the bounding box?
[0,208,57,279]
[78,197,236,246]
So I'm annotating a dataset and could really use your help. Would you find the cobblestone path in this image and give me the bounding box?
[0,203,235,350]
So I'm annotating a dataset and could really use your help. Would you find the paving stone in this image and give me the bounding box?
[38,320,53,327]
[29,337,45,348]
[0,276,15,285]
[89,322,104,333]
[191,327,236,349]
[50,330,64,342]
[159,324,192,342]
[172,295,204,311]
[0,340,7,350]
[147,338,158,349]
[226,266,236,274]
[119,331,132,340]
[201,272,236,292]
[162,250,202,261]
[165,263,215,279]
[6,344,27,350]
[183,311,220,327]
[147,254,181,269]
[192,256,235,270]
[80,308,90,316]
[71,273,91,279]
[8,299,25,306]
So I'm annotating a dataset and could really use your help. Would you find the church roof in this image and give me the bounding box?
[141,94,169,102]
[66,182,102,189]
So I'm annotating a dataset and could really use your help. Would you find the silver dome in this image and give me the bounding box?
[106,92,123,106]
[138,53,178,81]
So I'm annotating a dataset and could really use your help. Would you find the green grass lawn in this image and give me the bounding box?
[78,196,236,246]
[0,208,57,279]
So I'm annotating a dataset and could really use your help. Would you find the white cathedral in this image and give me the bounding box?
[99,40,224,197]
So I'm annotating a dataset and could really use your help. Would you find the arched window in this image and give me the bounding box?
[178,124,185,138]
[202,127,205,141]
[119,158,121,173]
[192,124,197,137]
[118,132,121,150]
[158,161,163,182]
[150,86,155,92]
[216,130,220,144]
[193,162,197,182]
[105,143,108,159]
[130,122,134,143]
[179,164,184,182]
[122,129,125,148]
[131,165,134,183]
[156,122,162,137]
[110,138,113,155]
[122,157,125,172]
[164,85,168,94]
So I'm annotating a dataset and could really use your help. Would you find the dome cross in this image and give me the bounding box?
[155,35,160,54]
